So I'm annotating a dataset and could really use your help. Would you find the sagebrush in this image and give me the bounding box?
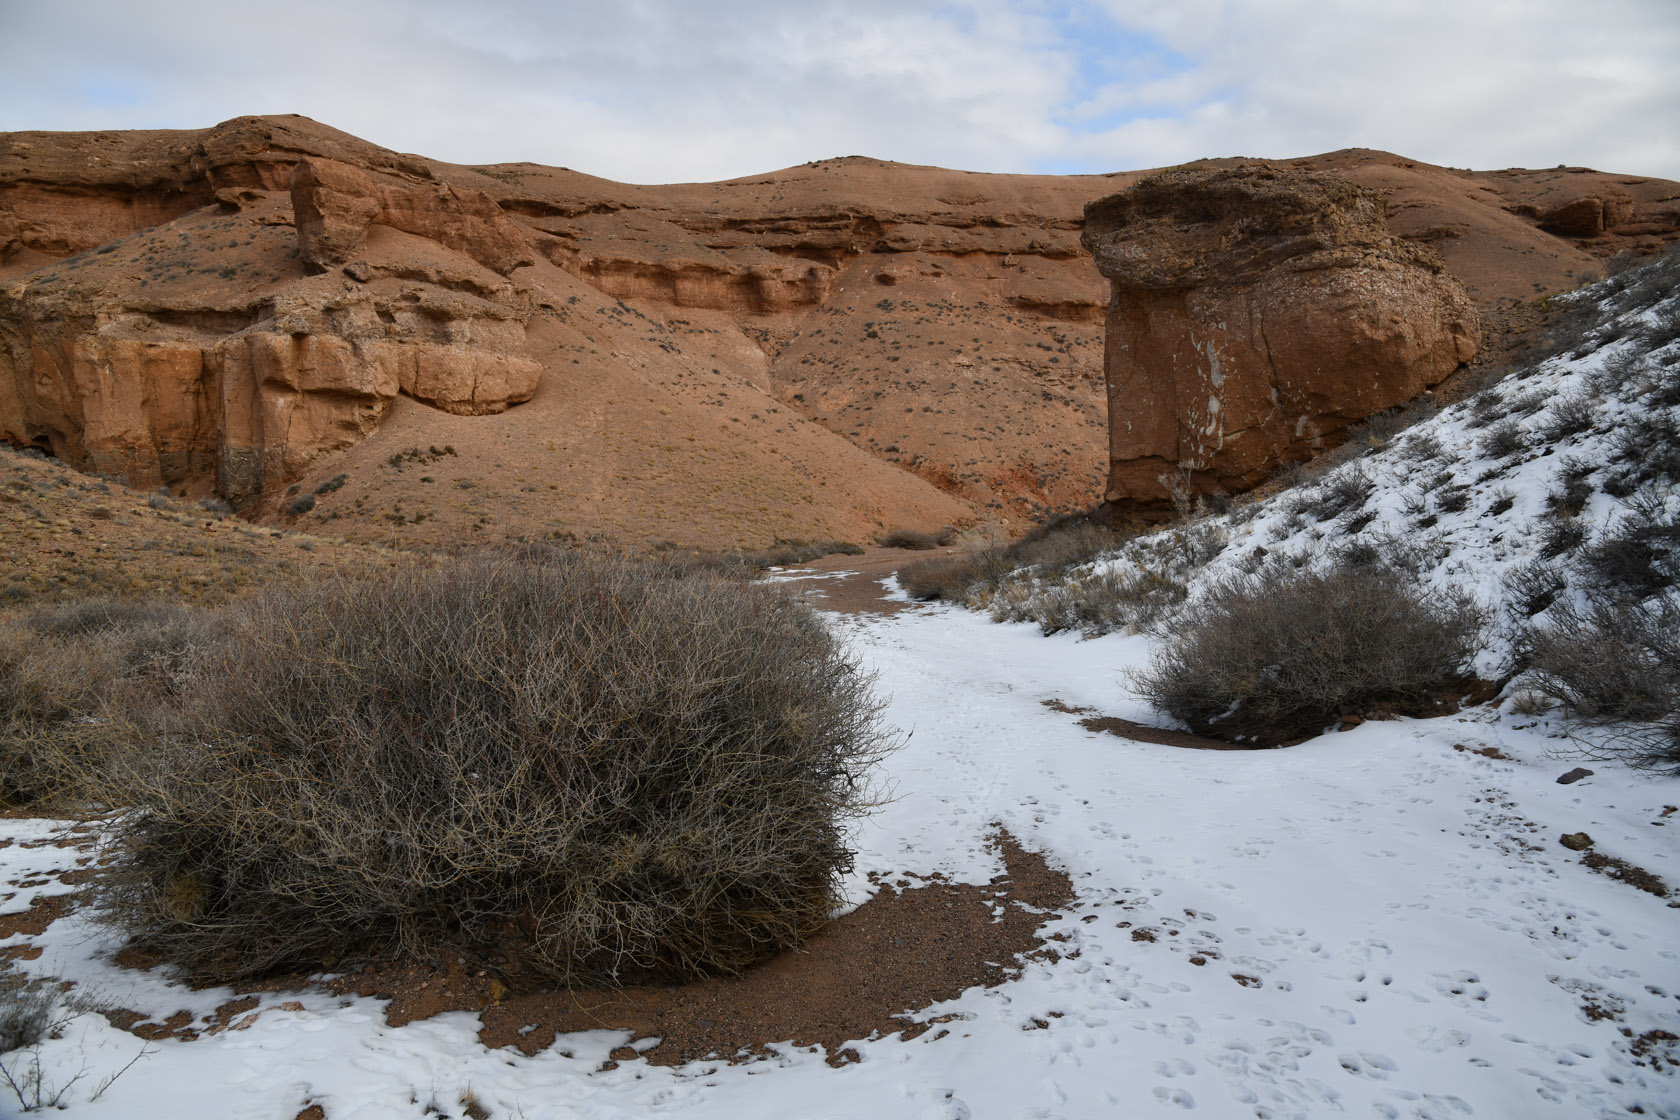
[1522,588,1679,774]
[95,551,893,986]
[1129,559,1487,746]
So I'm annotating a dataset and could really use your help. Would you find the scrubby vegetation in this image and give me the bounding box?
[952,244,1680,765]
[1522,590,1679,773]
[86,550,893,987]
[0,600,208,807]
[897,514,1219,637]
[1128,559,1487,747]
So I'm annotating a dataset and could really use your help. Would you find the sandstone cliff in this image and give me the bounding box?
[1083,167,1481,505]
[1,116,1676,548]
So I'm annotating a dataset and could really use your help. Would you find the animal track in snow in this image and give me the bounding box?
[1335,1049,1396,1079]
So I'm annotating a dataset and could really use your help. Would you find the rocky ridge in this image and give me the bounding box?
[1,116,1677,547]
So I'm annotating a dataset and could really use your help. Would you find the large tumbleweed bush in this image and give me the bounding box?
[96,551,893,986]
[1129,559,1488,747]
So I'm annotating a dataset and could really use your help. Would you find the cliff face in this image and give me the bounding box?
[1,116,1676,547]
[1082,168,1481,505]
[0,144,543,502]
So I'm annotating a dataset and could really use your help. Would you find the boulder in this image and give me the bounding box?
[1082,167,1479,506]
[1540,196,1607,238]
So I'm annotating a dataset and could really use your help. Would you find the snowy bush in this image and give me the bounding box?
[1128,559,1488,747]
[1522,588,1680,774]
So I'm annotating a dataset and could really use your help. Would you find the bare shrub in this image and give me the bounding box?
[991,566,1186,637]
[879,527,947,550]
[94,552,894,987]
[1477,419,1527,460]
[1575,496,1680,598]
[1540,517,1586,559]
[1306,464,1376,522]
[899,551,1008,601]
[1129,560,1488,747]
[899,516,1131,604]
[1522,589,1679,774]
[1540,392,1598,442]
[1503,559,1566,617]
[1609,410,1680,484]
[0,600,207,807]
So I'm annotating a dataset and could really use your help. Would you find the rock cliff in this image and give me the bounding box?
[1,116,1676,547]
[1083,167,1481,507]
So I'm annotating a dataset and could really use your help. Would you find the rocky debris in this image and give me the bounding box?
[1083,166,1480,507]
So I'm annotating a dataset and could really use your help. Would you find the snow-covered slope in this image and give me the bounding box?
[983,251,1680,673]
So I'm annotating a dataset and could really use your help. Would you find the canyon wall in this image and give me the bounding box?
[1083,167,1481,506]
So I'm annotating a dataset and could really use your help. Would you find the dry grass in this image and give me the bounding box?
[93,550,895,987]
[0,600,210,808]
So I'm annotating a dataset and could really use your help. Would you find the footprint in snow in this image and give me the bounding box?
[1407,1025,1471,1053]
[1150,1085,1196,1109]
[1430,970,1489,1005]
[1337,1050,1398,1079]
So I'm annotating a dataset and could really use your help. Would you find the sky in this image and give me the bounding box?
[2,0,1677,185]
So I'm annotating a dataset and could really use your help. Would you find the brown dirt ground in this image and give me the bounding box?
[92,830,1073,1069]
[768,544,966,615]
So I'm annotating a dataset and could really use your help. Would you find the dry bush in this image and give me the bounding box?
[0,600,207,808]
[989,566,1186,637]
[898,551,1003,601]
[94,551,893,987]
[878,527,948,550]
[1129,560,1488,747]
[898,516,1129,603]
[1522,589,1679,774]
[1576,496,1680,599]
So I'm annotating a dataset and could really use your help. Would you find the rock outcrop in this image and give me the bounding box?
[290,158,533,275]
[0,174,541,501]
[1083,167,1481,507]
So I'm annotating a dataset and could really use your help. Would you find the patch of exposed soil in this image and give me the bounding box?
[98,830,1074,1069]
[1041,698,1262,751]
[773,546,960,616]
[373,831,1072,1067]
[1580,850,1671,899]
[0,892,72,938]
[1453,742,1513,761]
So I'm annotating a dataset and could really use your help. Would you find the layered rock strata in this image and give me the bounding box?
[0,146,542,501]
[1083,167,1481,506]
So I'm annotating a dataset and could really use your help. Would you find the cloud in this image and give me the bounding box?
[0,0,1675,182]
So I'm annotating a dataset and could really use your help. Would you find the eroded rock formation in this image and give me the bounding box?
[2,116,1677,545]
[1083,167,1481,507]
[0,171,541,501]
[291,158,532,275]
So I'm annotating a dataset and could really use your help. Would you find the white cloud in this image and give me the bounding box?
[0,0,1674,182]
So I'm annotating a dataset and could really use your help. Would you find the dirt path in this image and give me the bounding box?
[767,545,957,615]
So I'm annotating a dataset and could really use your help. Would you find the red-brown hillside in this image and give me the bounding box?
[2,116,1675,549]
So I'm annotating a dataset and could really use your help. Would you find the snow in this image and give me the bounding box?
[2,271,1676,1118]
[4,593,1677,1118]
